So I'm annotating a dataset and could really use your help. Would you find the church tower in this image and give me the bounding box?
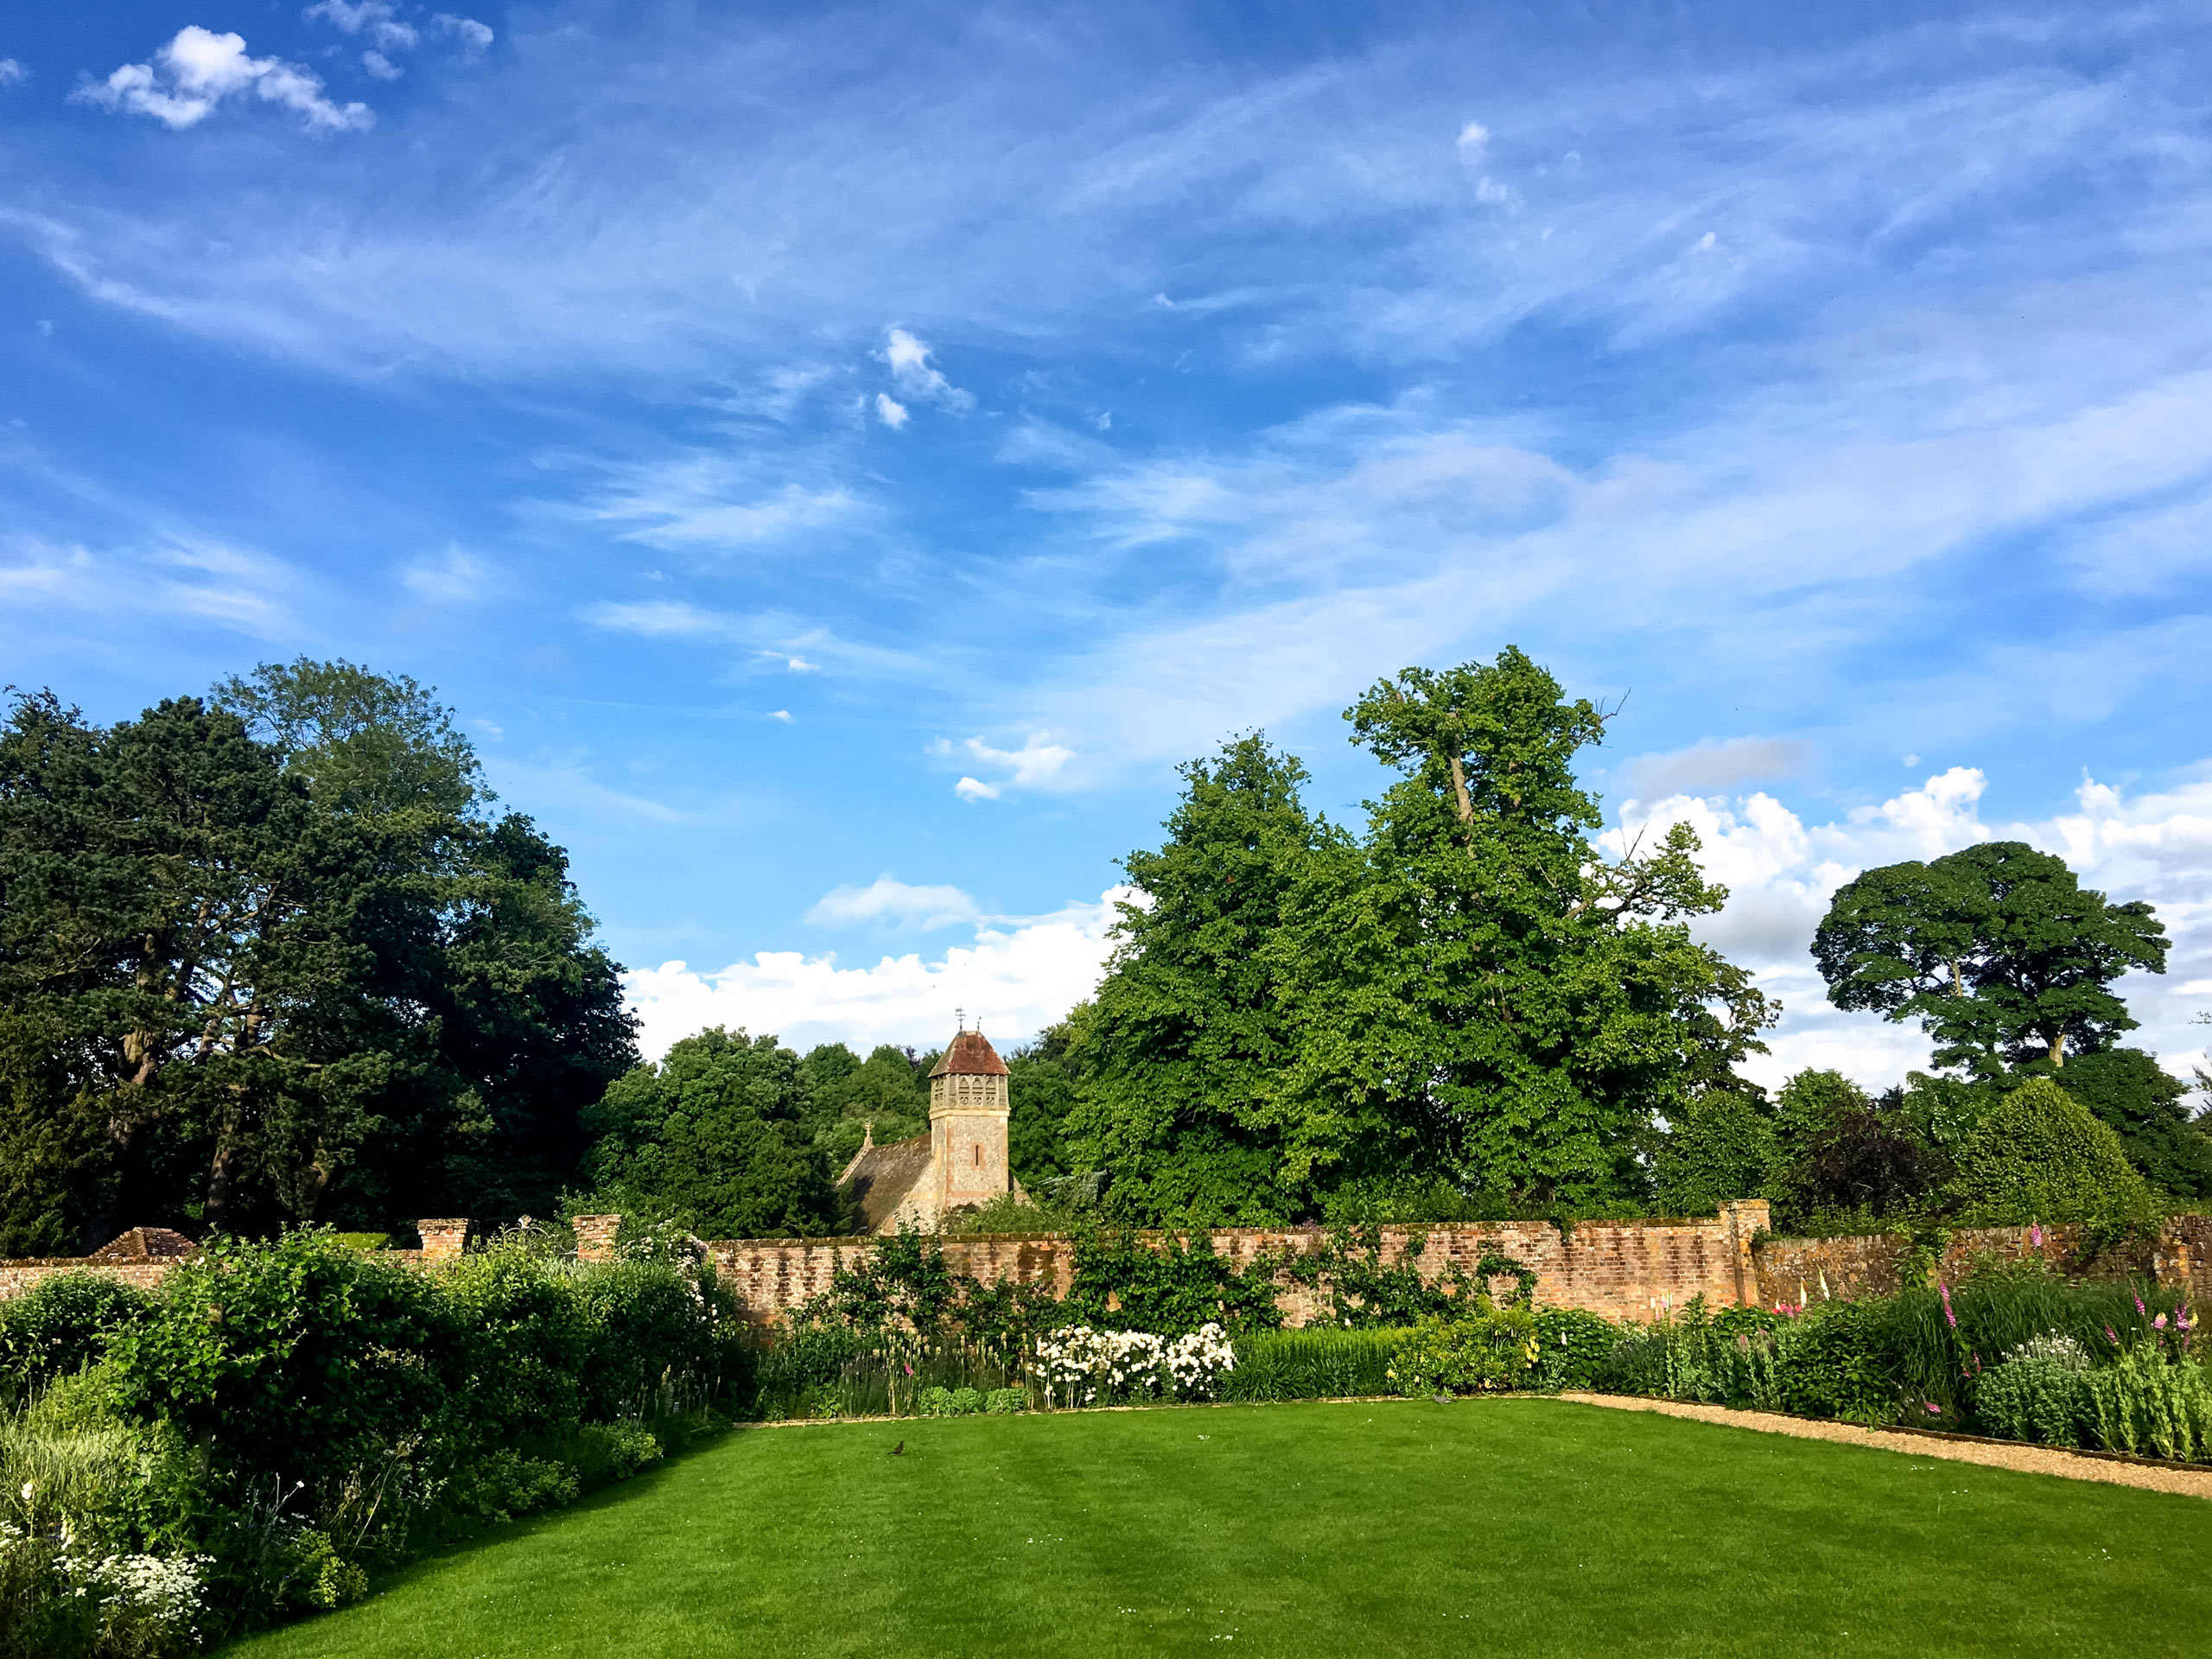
[926,1026,1013,1217]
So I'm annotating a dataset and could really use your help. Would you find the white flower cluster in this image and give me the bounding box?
[2005,1332,2092,1370]
[69,1548,212,1638]
[1031,1324,1236,1406]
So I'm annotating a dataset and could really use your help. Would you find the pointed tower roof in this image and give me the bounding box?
[929,1027,1009,1078]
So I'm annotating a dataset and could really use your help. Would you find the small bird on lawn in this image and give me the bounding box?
[890,1440,905,1456]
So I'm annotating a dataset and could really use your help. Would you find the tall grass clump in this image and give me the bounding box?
[1223,1329,1413,1402]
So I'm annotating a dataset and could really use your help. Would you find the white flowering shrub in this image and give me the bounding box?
[1031,1325,1236,1407]
[68,1548,213,1654]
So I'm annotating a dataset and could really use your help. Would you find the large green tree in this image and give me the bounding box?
[1270,650,1774,1205]
[1812,841,2165,1076]
[1064,735,1337,1222]
[578,1028,840,1237]
[0,664,633,1251]
[1066,652,1775,1220]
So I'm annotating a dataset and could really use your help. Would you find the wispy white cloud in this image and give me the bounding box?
[305,2,418,52]
[575,453,861,552]
[0,59,27,88]
[75,27,373,133]
[807,875,982,930]
[582,599,925,679]
[954,776,1001,803]
[431,13,493,54]
[400,545,491,604]
[623,888,1129,1057]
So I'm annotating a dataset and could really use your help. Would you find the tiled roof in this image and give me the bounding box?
[928,1028,1008,1078]
[841,1132,933,1232]
[83,1227,198,1264]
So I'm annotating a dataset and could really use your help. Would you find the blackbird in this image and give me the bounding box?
[891,1440,905,1456]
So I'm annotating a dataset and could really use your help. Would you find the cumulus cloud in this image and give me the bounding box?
[881,327,973,411]
[1607,766,2212,1092]
[623,888,1131,1058]
[363,52,404,81]
[1455,119,1489,155]
[954,776,1001,802]
[962,732,1076,789]
[874,392,909,429]
[76,27,372,133]
[807,875,982,931]
[0,60,27,87]
[1624,736,1814,801]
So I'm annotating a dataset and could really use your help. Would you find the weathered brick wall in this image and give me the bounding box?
[705,1204,1770,1327]
[1753,1217,2212,1308]
[0,1260,178,1300]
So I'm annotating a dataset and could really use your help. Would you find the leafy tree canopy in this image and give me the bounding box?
[1813,841,2165,1076]
[578,1027,842,1239]
[1065,650,1776,1223]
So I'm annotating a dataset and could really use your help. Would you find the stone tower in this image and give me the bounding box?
[926,1027,1013,1217]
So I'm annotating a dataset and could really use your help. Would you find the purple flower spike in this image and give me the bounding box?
[1925,1402,1942,1415]
[2155,1313,2169,1331]
[2105,1325,2120,1345]
[2030,1224,2044,1248]
[2135,1294,2148,1317]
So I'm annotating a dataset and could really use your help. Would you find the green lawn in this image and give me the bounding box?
[223,1398,2209,1658]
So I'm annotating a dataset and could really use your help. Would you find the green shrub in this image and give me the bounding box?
[983,1388,1027,1414]
[1952,1077,2156,1224]
[916,1385,986,1417]
[1532,1308,1620,1392]
[0,1273,152,1402]
[1387,1309,1541,1396]
[2081,1346,2212,1460]
[1974,1338,2090,1447]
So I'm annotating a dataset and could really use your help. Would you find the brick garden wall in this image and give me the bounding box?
[1754,1216,2212,1308]
[705,1201,1773,1326]
[3,1205,2203,1325]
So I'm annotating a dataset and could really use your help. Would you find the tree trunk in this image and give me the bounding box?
[205,1131,239,1236]
[2049,1027,2065,1067]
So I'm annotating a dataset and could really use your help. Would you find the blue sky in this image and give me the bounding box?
[6,2,2212,1077]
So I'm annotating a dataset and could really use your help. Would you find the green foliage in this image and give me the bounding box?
[1650,1090,1779,1216]
[1059,1228,1286,1337]
[1813,840,2167,1076]
[800,1042,931,1167]
[1063,736,1338,1224]
[0,1272,151,1402]
[1974,1344,2090,1448]
[0,1229,747,1655]
[1223,1327,1412,1402]
[2037,1047,2212,1198]
[1066,652,1777,1223]
[1386,1307,1541,1395]
[0,667,634,1249]
[1952,1077,2157,1224]
[579,1028,840,1239]
[2080,1345,2212,1460]
[1004,1025,1084,1187]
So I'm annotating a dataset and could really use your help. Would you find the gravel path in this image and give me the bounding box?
[1559,1391,2212,1500]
